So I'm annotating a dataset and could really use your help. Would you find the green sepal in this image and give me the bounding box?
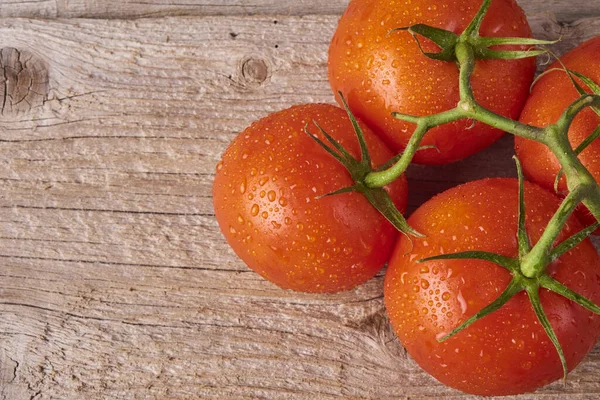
[474,48,548,60]
[304,97,422,238]
[309,121,359,170]
[338,92,371,168]
[360,186,424,238]
[462,0,492,38]
[390,24,458,62]
[475,37,559,47]
[549,222,600,262]
[539,275,600,314]
[418,251,518,272]
[526,286,568,379]
[316,185,357,199]
[437,279,523,342]
[514,156,532,257]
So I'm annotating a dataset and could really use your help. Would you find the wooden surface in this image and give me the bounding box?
[1,1,600,399]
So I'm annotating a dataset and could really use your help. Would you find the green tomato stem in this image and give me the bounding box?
[520,186,585,278]
[364,108,464,188]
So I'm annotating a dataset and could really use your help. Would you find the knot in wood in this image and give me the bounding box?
[0,47,49,116]
[241,57,269,86]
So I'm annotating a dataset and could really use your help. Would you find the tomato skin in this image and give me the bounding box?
[213,104,408,293]
[384,179,600,395]
[516,37,600,232]
[328,0,536,164]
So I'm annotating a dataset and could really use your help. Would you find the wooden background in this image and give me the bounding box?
[1,1,600,399]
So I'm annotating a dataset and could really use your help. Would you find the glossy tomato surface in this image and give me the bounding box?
[213,104,408,293]
[516,37,600,230]
[328,0,536,164]
[385,178,600,395]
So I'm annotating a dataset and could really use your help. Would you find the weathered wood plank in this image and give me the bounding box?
[0,0,599,21]
[1,13,600,400]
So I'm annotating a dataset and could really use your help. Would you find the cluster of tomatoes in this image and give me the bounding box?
[213,0,600,396]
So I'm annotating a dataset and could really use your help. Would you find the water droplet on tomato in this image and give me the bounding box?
[442,292,451,301]
[239,178,247,194]
[229,226,237,234]
[457,290,467,314]
[419,266,429,274]
[271,221,282,229]
[296,223,304,231]
[278,197,288,207]
[216,161,223,172]
[250,204,259,216]
[267,190,276,202]
[421,279,430,289]
[259,176,269,186]
[237,214,245,224]
[261,211,269,219]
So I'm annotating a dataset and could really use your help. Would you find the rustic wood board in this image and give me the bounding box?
[1,2,600,399]
[0,0,596,20]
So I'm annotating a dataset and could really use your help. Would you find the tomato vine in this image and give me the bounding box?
[311,0,600,379]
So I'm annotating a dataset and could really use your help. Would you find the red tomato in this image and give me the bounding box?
[328,0,536,164]
[213,104,408,293]
[516,37,600,231]
[384,178,600,395]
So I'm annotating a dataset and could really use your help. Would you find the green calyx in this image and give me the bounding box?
[389,0,555,65]
[419,158,600,380]
[304,92,423,238]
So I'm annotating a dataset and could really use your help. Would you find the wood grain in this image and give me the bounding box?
[1,5,600,400]
[0,0,598,20]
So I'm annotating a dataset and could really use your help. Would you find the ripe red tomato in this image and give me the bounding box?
[328,0,536,164]
[213,104,408,293]
[516,37,600,230]
[384,178,600,395]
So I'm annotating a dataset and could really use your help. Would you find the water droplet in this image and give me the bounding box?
[239,178,247,194]
[271,221,282,229]
[259,177,269,186]
[278,197,288,206]
[412,285,420,293]
[229,226,237,234]
[216,161,223,172]
[250,204,259,216]
[267,190,276,202]
[457,290,467,314]
[296,223,304,231]
[306,235,316,243]
[343,247,353,255]
[261,211,269,219]
[260,190,266,198]
[419,266,429,274]
[442,292,451,301]
[421,279,430,289]
[237,214,245,224]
